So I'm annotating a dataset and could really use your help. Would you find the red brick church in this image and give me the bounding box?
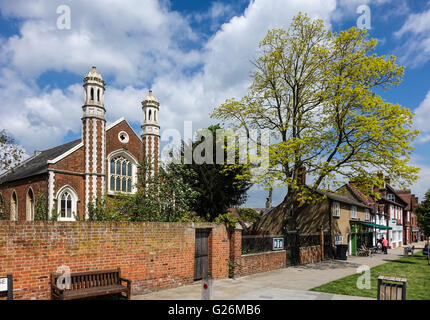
[0,67,160,221]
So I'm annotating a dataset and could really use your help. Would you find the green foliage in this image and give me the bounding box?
[416,190,430,237]
[228,260,235,278]
[177,211,207,223]
[34,191,48,221]
[215,212,238,229]
[237,207,261,224]
[87,197,121,221]
[211,13,419,205]
[49,208,59,222]
[91,157,201,222]
[172,124,253,221]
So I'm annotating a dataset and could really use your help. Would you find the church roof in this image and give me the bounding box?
[0,139,81,184]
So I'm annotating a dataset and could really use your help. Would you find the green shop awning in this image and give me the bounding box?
[352,220,392,230]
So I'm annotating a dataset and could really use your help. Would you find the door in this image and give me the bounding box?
[285,232,299,266]
[351,233,357,256]
[194,229,210,280]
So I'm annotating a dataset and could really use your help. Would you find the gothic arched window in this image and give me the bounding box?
[56,186,78,221]
[26,188,35,221]
[109,155,133,193]
[90,88,94,101]
[148,110,152,121]
[10,191,18,221]
[0,194,4,218]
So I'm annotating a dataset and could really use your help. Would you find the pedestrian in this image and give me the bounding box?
[381,236,388,254]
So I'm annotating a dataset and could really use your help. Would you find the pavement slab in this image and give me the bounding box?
[132,242,426,300]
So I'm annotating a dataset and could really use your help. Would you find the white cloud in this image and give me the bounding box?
[411,161,430,201]
[1,0,386,207]
[394,7,430,67]
[414,91,430,144]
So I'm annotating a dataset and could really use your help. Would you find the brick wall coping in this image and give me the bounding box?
[0,221,220,228]
[241,250,286,258]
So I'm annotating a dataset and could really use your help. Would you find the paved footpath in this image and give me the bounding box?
[133,242,426,300]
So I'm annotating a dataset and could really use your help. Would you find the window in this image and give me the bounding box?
[365,209,370,221]
[90,88,94,101]
[388,193,395,201]
[0,194,4,218]
[332,202,340,217]
[97,89,100,101]
[56,187,77,221]
[148,110,152,120]
[60,192,72,219]
[10,191,17,221]
[26,188,35,221]
[351,206,357,219]
[109,155,134,193]
[335,235,343,245]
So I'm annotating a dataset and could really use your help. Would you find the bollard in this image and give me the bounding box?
[201,277,213,300]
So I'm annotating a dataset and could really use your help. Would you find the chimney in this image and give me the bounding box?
[265,188,273,209]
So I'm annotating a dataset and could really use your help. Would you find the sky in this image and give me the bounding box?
[0,0,429,208]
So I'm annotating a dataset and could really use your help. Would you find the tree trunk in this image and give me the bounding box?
[427,236,429,265]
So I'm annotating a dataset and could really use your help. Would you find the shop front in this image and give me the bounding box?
[350,221,392,255]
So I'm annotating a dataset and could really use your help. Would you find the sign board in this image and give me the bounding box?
[0,277,7,292]
[272,238,284,251]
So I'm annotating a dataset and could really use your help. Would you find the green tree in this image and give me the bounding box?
[237,207,261,224]
[416,190,430,264]
[34,191,48,221]
[0,130,24,172]
[101,157,200,222]
[170,124,253,221]
[211,13,419,221]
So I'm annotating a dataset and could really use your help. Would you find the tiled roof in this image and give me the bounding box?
[315,189,372,209]
[0,139,81,184]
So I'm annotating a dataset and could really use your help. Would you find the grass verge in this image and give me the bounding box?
[310,251,430,300]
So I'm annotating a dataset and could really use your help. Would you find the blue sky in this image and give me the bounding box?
[0,0,429,207]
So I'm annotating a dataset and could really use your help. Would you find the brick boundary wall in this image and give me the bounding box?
[299,245,322,264]
[229,227,286,277]
[0,221,230,300]
[238,251,286,277]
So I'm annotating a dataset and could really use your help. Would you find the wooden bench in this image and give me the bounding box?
[51,268,131,300]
